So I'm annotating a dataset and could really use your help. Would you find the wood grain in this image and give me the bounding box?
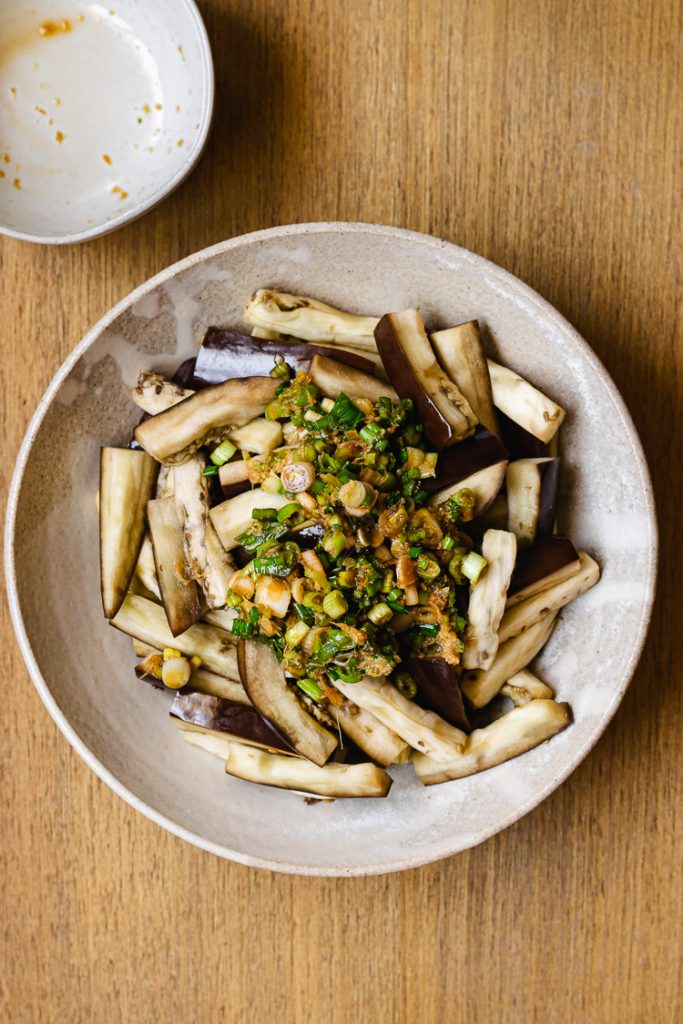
[1,1,681,1021]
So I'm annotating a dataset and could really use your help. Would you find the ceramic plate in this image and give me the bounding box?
[4,223,657,875]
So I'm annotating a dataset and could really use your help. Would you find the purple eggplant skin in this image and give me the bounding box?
[536,459,561,538]
[409,658,470,733]
[509,533,580,597]
[423,428,508,493]
[498,411,549,459]
[193,328,376,386]
[170,691,295,754]
[374,312,476,449]
[173,357,199,389]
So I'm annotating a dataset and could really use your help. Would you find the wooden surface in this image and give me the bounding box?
[1,2,681,1021]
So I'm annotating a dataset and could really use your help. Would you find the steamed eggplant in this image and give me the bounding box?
[228,418,282,456]
[462,529,517,670]
[218,458,251,498]
[194,327,377,384]
[500,669,555,706]
[308,354,397,403]
[111,594,240,679]
[430,320,500,437]
[331,676,467,762]
[170,690,295,755]
[243,289,379,346]
[332,702,411,766]
[147,497,204,635]
[132,372,194,416]
[134,535,161,599]
[427,459,508,517]
[408,658,470,732]
[237,640,338,766]
[209,489,291,551]
[506,458,560,546]
[422,428,508,493]
[461,610,558,708]
[488,360,565,443]
[508,534,581,606]
[374,309,477,448]
[134,658,249,704]
[413,700,572,784]
[173,456,235,608]
[221,740,393,798]
[100,447,158,618]
[134,376,279,464]
[498,551,600,643]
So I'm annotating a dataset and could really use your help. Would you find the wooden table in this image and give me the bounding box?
[1,2,681,1021]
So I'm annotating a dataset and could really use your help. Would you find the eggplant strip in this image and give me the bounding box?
[135,535,161,599]
[430,321,500,438]
[498,551,600,644]
[147,497,204,635]
[134,375,279,464]
[461,610,558,708]
[100,447,158,619]
[173,456,235,609]
[170,691,295,755]
[132,371,194,416]
[209,489,291,552]
[308,353,397,403]
[506,458,559,546]
[488,360,566,443]
[413,699,572,783]
[223,740,393,798]
[228,418,282,456]
[238,640,338,766]
[500,669,554,706]
[331,677,467,762]
[195,326,379,382]
[374,309,478,449]
[243,289,379,346]
[428,459,508,517]
[462,529,517,671]
[333,702,411,767]
[111,594,240,679]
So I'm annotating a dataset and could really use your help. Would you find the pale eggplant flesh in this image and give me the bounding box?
[422,428,508,493]
[237,639,338,766]
[110,594,240,680]
[100,447,159,619]
[194,327,377,384]
[409,658,470,732]
[505,458,560,547]
[147,497,204,636]
[374,309,478,449]
[427,459,508,517]
[134,375,280,464]
[170,690,295,755]
[430,320,500,438]
[507,533,580,606]
[307,353,397,403]
[222,741,393,798]
[413,699,572,784]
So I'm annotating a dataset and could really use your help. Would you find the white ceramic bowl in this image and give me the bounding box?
[5,223,657,875]
[0,0,213,244]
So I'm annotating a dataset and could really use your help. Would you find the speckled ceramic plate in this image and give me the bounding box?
[4,223,657,875]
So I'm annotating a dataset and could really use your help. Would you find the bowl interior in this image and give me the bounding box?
[7,224,656,874]
[0,0,211,241]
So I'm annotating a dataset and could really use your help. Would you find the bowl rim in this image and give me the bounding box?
[4,221,658,875]
[0,0,214,246]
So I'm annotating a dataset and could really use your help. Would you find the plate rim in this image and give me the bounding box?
[3,221,658,875]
